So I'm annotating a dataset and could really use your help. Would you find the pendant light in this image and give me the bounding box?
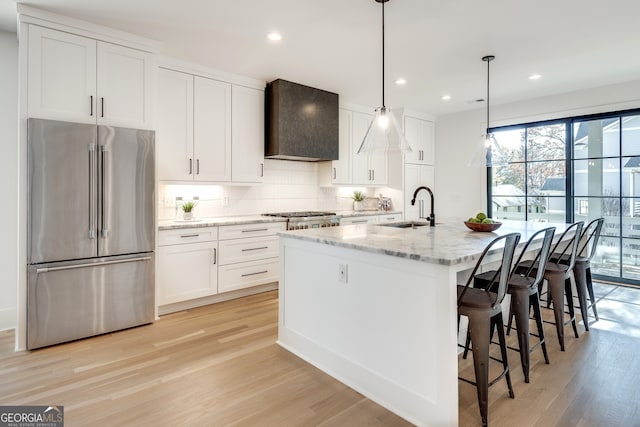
[357,0,411,154]
[468,55,500,167]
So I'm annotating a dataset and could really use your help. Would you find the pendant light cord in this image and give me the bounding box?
[482,55,494,134]
[486,57,490,131]
[381,0,386,108]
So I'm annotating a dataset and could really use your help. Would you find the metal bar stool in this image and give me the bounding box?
[471,227,556,383]
[458,232,520,427]
[516,221,584,351]
[551,217,604,330]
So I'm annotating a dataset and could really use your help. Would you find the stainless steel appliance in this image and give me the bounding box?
[262,211,339,230]
[27,118,155,349]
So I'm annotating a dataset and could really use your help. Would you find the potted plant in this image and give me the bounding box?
[352,191,366,211]
[181,201,197,220]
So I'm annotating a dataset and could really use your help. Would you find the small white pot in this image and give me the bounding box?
[183,211,194,220]
[353,201,364,211]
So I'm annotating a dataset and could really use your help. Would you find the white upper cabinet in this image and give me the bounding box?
[157,69,232,182]
[28,25,97,124]
[28,25,154,129]
[331,108,352,184]
[402,114,434,165]
[232,85,265,183]
[157,67,263,184]
[194,76,232,182]
[96,41,154,129]
[352,111,387,185]
[157,68,194,181]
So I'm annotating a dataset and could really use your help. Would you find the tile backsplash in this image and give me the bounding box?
[158,159,400,220]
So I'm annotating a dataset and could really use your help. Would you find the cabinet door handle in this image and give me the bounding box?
[90,95,94,116]
[189,158,193,175]
[372,170,375,181]
[242,270,268,277]
[260,163,264,177]
[333,167,336,180]
[196,159,200,175]
[242,228,268,233]
[212,248,217,265]
[100,97,104,118]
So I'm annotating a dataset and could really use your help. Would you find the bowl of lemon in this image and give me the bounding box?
[464,213,502,232]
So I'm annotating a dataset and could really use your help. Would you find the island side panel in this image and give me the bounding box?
[277,236,459,427]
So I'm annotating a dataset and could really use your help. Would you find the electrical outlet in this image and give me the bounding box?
[223,196,229,206]
[338,264,348,283]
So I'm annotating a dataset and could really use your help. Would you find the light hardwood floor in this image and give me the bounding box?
[0,284,639,426]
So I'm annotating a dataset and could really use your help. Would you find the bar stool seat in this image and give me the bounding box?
[550,218,604,330]
[515,221,584,352]
[458,232,520,427]
[470,227,555,383]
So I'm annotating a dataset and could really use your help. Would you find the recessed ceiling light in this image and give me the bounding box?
[441,95,451,101]
[267,32,282,41]
[395,78,407,86]
[529,73,542,80]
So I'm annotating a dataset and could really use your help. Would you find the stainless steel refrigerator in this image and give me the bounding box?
[27,118,155,349]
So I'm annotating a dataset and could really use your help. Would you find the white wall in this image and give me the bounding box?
[435,79,640,220]
[0,30,18,331]
[158,159,399,220]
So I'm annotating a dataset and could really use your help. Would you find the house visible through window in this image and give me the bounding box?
[488,109,640,285]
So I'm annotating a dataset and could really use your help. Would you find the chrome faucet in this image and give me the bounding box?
[411,186,435,226]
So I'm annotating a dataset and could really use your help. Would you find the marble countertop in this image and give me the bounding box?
[158,210,402,230]
[279,219,571,266]
[158,215,287,230]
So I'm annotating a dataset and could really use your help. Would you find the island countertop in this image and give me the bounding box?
[279,219,570,266]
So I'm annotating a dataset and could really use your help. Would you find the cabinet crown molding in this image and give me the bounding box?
[17,4,161,53]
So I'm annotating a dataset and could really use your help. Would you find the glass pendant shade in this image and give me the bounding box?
[358,0,412,155]
[357,107,411,154]
[467,133,494,167]
[468,54,501,167]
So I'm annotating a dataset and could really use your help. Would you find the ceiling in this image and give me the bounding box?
[2,0,640,117]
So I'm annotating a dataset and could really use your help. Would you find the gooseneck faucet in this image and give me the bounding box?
[411,186,435,226]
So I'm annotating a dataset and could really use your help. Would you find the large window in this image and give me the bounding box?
[488,109,640,285]
[490,122,567,223]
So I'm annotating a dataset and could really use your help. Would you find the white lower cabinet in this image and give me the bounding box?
[217,222,285,293]
[339,214,402,225]
[158,227,219,305]
[377,213,403,223]
[218,259,279,293]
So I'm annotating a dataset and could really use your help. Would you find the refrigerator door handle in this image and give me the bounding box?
[101,144,109,238]
[88,143,96,239]
[36,256,152,273]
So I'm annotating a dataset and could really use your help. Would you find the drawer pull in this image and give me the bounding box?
[242,228,268,233]
[242,246,269,252]
[241,270,268,277]
[180,234,200,238]
[351,219,369,223]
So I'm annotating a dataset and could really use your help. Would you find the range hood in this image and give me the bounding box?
[265,79,339,162]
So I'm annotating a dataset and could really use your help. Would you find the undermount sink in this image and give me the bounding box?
[378,221,430,229]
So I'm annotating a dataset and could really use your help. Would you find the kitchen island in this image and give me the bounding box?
[277,219,570,426]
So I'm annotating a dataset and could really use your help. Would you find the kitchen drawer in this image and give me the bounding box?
[378,213,403,222]
[158,227,218,246]
[340,215,378,225]
[218,235,279,265]
[218,258,279,293]
[218,222,285,240]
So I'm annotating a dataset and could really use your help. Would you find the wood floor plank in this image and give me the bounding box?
[0,287,639,426]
